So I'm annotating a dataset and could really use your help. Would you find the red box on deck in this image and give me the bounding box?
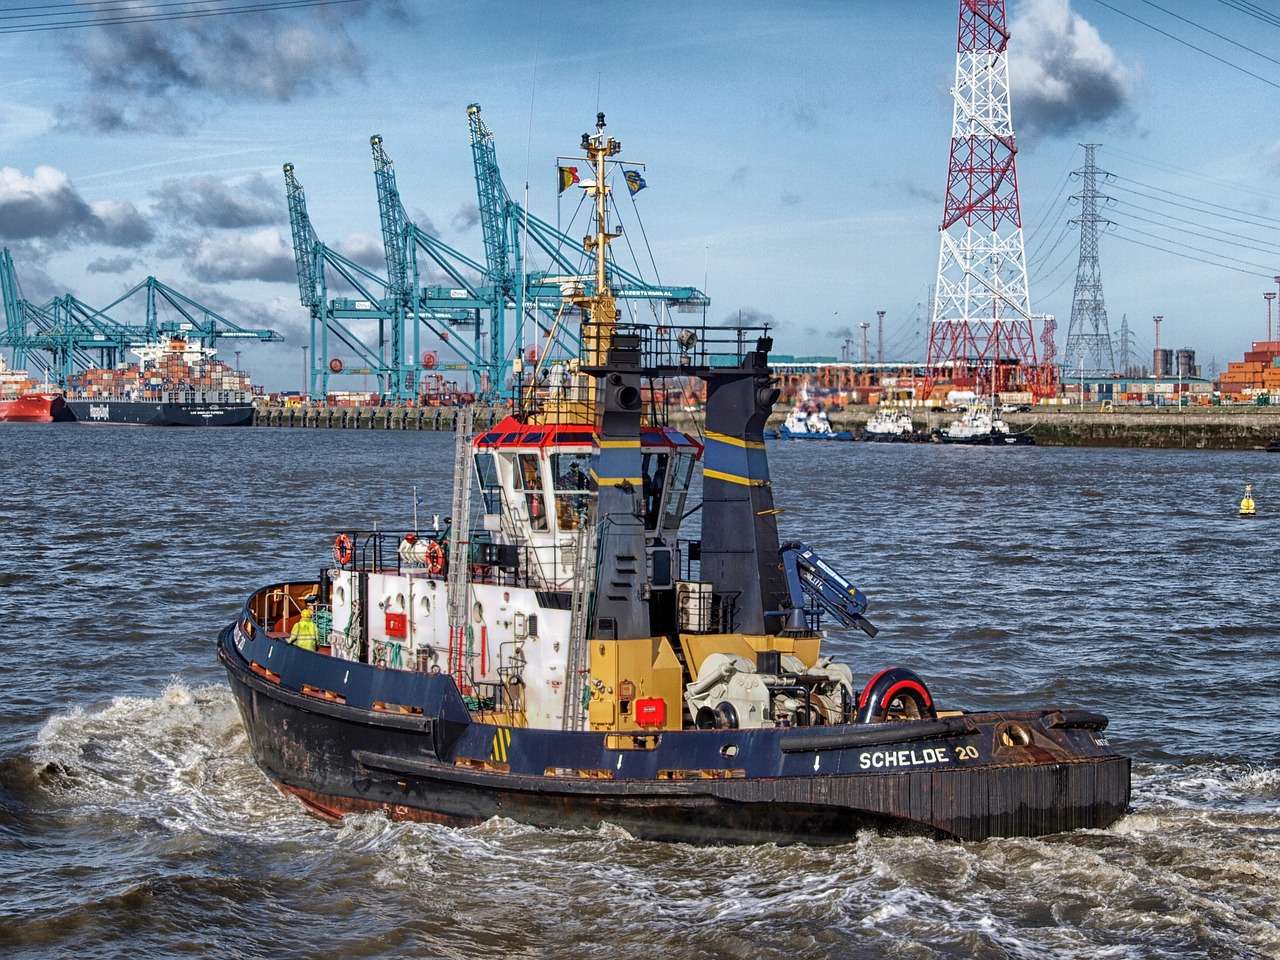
[634,698,666,727]
[384,612,407,638]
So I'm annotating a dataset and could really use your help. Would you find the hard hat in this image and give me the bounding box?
[301,608,314,619]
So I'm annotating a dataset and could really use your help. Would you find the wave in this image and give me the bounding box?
[8,685,1279,960]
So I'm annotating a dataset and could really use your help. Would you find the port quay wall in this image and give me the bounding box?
[253,404,1279,450]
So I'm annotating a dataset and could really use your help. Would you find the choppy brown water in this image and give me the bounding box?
[0,425,1276,959]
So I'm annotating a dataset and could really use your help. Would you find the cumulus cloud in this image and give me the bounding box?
[185,284,309,344]
[335,232,386,270]
[86,255,137,275]
[151,174,280,229]
[88,199,154,246]
[1009,0,1133,139]
[0,166,152,247]
[65,2,405,132]
[186,227,296,283]
[0,165,92,240]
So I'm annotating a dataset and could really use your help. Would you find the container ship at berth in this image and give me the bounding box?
[65,338,256,427]
[0,355,67,423]
[219,114,1130,844]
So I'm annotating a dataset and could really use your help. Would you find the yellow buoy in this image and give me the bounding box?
[1239,484,1257,517]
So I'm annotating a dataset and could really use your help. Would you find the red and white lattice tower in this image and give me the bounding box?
[928,0,1038,391]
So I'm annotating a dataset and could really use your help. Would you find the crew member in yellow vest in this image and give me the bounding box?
[289,607,319,651]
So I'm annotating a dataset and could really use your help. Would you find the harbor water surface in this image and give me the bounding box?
[0,425,1276,959]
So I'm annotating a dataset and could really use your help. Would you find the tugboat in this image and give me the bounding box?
[937,403,1035,446]
[861,407,917,442]
[218,114,1128,844]
[774,391,854,441]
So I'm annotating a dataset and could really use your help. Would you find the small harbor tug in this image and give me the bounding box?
[861,407,918,442]
[774,392,854,441]
[219,116,1128,844]
[936,402,1035,446]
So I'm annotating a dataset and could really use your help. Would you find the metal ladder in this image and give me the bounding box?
[561,509,599,730]
[446,407,474,689]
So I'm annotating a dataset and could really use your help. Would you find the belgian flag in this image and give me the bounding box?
[558,165,580,194]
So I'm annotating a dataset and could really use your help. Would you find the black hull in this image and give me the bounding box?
[938,433,1036,446]
[219,622,1130,845]
[66,399,254,427]
[861,433,917,443]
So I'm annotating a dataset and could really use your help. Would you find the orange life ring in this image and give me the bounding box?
[424,539,446,575]
[333,533,354,566]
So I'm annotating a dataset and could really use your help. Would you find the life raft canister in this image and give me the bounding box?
[333,533,354,566]
[856,666,937,724]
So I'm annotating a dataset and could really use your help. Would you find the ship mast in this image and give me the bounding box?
[574,112,622,371]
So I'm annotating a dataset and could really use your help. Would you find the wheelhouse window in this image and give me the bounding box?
[661,452,695,532]
[514,452,549,531]
[641,452,670,530]
[551,452,595,530]
[473,452,503,515]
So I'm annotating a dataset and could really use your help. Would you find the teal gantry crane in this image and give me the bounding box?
[0,247,282,386]
[286,104,710,403]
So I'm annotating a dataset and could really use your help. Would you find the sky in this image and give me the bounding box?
[2,0,1279,389]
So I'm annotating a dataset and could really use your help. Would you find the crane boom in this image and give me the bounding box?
[779,542,878,637]
[466,102,511,292]
[371,134,410,304]
[283,163,320,311]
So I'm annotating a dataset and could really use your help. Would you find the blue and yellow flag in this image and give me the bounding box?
[558,165,580,194]
[624,169,647,195]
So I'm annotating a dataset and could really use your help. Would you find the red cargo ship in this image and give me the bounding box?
[0,356,65,423]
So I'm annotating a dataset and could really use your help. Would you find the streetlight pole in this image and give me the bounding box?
[859,322,870,364]
[301,345,309,400]
[1265,292,1276,344]
[234,349,241,372]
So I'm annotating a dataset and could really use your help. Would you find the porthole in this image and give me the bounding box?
[395,592,406,609]
[419,596,431,614]
[335,585,346,605]
[472,601,484,622]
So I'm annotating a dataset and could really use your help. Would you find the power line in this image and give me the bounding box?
[1031,239,1080,286]
[1109,223,1278,274]
[1109,182,1280,230]
[1135,0,1280,68]
[1028,218,1076,273]
[1111,205,1280,255]
[0,0,365,34]
[1037,263,1078,302]
[1214,0,1280,31]
[1105,147,1280,204]
[1084,0,1280,90]
[1024,163,1076,243]
[1108,230,1275,279]
[0,1,261,22]
[1110,174,1280,223]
